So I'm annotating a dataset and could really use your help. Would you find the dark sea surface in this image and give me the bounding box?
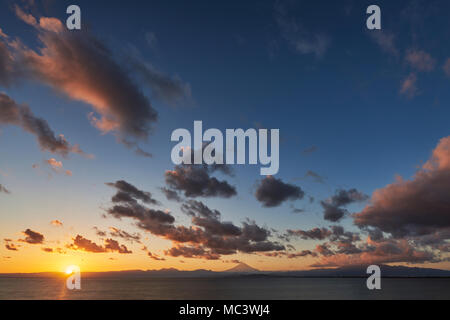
[1,277,449,300]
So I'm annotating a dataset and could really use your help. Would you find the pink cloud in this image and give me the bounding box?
[400,73,418,98]
[405,49,435,72]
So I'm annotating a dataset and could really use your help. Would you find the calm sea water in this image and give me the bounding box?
[1,277,449,300]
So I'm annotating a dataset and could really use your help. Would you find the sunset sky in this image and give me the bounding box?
[0,0,449,273]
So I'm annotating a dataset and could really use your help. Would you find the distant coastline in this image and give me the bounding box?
[1,264,450,279]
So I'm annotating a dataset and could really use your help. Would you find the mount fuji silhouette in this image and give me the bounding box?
[225,262,260,273]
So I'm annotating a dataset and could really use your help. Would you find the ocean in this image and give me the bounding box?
[1,277,450,300]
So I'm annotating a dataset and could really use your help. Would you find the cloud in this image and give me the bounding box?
[328,188,368,207]
[19,229,44,244]
[147,251,165,261]
[164,245,220,260]
[4,239,18,251]
[11,11,158,141]
[305,170,325,184]
[108,227,141,243]
[50,220,63,227]
[182,200,242,237]
[0,28,7,39]
[45,158,72,176]
[287,226,360,244]
[104,238,132,254]
[301,145,318,155]
[0,93,87,157]
[255,176,304,207]
[274,1,329,58]
[400,73,418,98]
[321,203,347,222]
[287,250,317,259]
[145,32,158,51]
[68,235,106,253]
[370,31,398,56]
[160,187,182,202]
[47,158,62,169]
[106,186,284,259]
[354,136,450,238]
[165,165,236,199]
[68,235,132,254]
[106,180,160,206]
[14,5,38,27]
[311,238,435,267]
[405,49,435,72]
[321,188,368,222]
[0,41,20,86]
[135,147,153,158]
[291,207,304,214]
[130,57,192,107]
[287,228,331,240]
[443,58,450,77]
[0,184,10,194]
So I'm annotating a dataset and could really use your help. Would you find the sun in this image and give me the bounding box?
[65,265,79,275]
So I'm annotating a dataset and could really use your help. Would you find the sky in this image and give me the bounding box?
[0,0,449,273]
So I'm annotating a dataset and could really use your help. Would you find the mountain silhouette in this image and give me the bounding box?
[225,262,259,273]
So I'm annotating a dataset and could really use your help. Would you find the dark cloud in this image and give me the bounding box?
[104,238,132,254]
[11,12,158,142]
[287,250,318,259]
[19,229,44,244]
[311,239,436,268]
[108,227,141,243]
[68,235,106,253]
[301,145,318,155]
[286,226,360,244]
[354,136,450,238]
[107,204,175,233]
[241,221,271,242]
[106,186,284,259]
[0,93,86,157]
[329,189,369,207]
[4,240,18,251]
[165,165,236,198]
[68,235,132,254]
[315,243,334,256]
[164,246,220,260]
[106,180,160,205]
[255,176,304,207]
[160,187,182,202]
[321,202,347,222]
[130,57,192,107]
[135,147,153,158]
[321,188,368,222]
[305,170,325,184]
[181,200,221,219]
[93,227,107,237]
[0,41,20,86]
[287,227,331,240]
[285,226,362,258]
[147,251,165,261]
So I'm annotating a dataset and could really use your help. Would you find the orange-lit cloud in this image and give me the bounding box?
[355,136,450,238]
[50,220,63,227]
